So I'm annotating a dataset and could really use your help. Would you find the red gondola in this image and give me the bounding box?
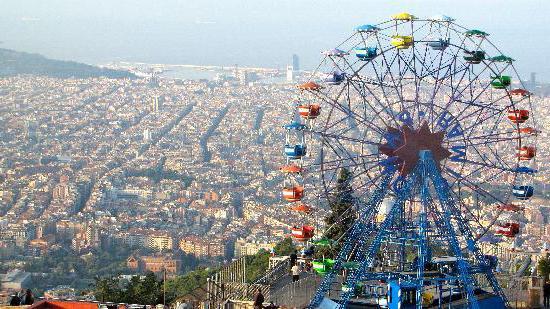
[510,89,531,97]
[298,104,321,119]
[291,203,312,213]
[291,225,315,241]
[283,186,304,202]
[519,127,540,135]
[280,164,303,174]
[507,109,529,124]
[495,223,520,238]
[298,82,322,91]
[517,146,536,160]
[497,204,524,212]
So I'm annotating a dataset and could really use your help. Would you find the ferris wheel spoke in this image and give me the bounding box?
[374,36,408,112]
[460,138,513,171]
[448,189,488,230]
[444,167,507,205]
[348,72,402,128]
[323,164,384,197]
[452,105,508,135]
[321,134,360,164]
[344,76,395,129]
[313,94,387,135]
[434,96,509,138]
[322,159,382,175]
[454,66,512,112]
[440,66,491,116]
[446,129,517,144]
[462,136,519,147]
[308,153,380,169]
[313,130,381,147]
[443,58,512,119]
[367,62,404,126]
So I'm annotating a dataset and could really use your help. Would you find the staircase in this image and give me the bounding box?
[205,256,323,308]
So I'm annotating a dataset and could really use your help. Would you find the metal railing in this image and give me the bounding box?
[269,275,321,308]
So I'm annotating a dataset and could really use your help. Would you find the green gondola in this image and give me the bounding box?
[463,50,485,64]
[312,238,332,247]
[491,76,512,89]
[312,259,336,275]
[489,55,514,63]
[465,29,489,37]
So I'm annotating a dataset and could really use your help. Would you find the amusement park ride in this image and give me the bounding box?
[280,13,539,308]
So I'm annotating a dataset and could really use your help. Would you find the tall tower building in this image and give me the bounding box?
[292,54,300,71]
[26,120,39,143]
[150,96,163,113]
[530,72,536,86]
[286,66,294,82]
[143,128,152,142]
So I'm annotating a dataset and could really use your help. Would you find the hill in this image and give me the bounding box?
[0,48,136,79]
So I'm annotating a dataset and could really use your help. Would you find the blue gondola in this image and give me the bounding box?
[321,48,348,57]
[512,185,534,200]
[427,38,450,50]
[285,144,307,159]
[355,24,379,33]
[515,166,537,174]
[284,122,307,131]
[355,47,377,61]
[324,71,346,85]
[428,14,455,22]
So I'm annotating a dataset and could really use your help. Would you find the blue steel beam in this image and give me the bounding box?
[307,168,396,308]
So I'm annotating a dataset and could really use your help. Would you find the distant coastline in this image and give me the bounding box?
[0,48,136,79]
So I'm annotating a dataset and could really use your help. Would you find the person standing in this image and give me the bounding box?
[9,294,21,306]
[253,290,265,309]
[21,289,34,305]
[289,250,298,267]
[544,281,550,308]
[291,264,300,282]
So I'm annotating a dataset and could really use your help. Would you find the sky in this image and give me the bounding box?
[1,0,549,81]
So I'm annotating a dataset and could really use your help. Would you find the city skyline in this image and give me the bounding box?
[1,0,549,81]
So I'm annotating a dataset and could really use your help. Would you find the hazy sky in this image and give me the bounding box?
[1,0,549,80]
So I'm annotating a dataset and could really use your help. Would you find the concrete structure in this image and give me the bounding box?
[126,255,180,274]
[0,269,31,290]
[179,236,226,258]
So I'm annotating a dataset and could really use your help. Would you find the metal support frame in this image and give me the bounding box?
[307,150,508,309]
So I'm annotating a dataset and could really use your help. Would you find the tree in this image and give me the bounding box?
[94,277,122,302]
[164,268,212,304]
[538,257,550,280]
[323,167,356,252]
[135,272,162,305]
[273,238,296,256]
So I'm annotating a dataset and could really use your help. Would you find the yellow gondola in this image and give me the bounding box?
[391,36,414,49]
[391,12,416,21]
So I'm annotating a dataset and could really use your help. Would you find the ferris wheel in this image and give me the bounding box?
[281,12,538,245]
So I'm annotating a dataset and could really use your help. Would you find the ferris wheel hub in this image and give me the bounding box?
[380,122,451,175]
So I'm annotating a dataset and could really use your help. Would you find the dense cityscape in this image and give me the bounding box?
[2,3,550,308]
[0,61,549,301]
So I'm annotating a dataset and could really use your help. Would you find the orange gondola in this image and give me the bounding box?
[497,203,524,212]
[495,223,520,238]
[291,203,312,213]
[298,82,322,91]
[298,103,321,119]
[291,225,315,241]
[519,127,540,135]
[517,146,536,160]
[507,109,529,124]
[280,164,303,174]
[283,186,304,202]
[510,89,531,97]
